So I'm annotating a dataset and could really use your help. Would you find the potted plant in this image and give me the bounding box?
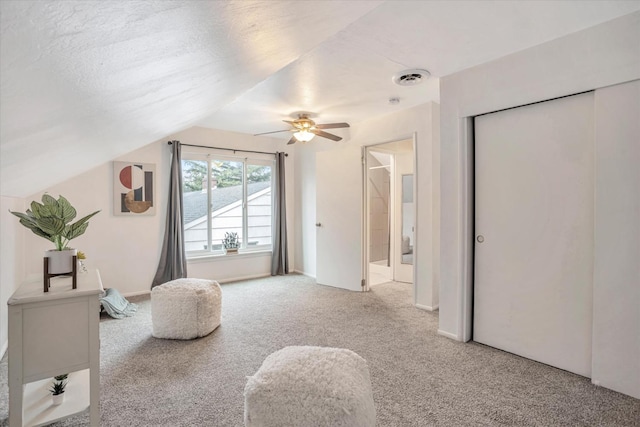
[222,232,240,254]
[10,194,100,274]
[77,250,88,273]
[50,375,68,405]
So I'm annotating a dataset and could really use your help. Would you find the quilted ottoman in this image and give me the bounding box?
[151,278,221,339]
[244,346,376,427]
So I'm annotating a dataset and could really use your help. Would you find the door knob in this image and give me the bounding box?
[477,235,484,243]
[316,222,322,227]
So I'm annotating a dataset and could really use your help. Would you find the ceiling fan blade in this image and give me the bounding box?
[254,129,292,136]
[282,120,296,126]
[311,129,342,141]
[315,122,350,129]
[287,136,297,145]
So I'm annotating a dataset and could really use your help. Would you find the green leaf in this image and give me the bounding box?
[38,200,61,218]
[63,210,100,240]
[42,194,63,218]
[64,222,89,240]
[30,201,45,218]
[37,217,66,236]
[16,217,38,232]
[57,196,76,222]
[11,211,35,223]
[23,221,55,242]
[41,194,57,208]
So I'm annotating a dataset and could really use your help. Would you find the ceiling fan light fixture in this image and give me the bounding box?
[294,130,315,142]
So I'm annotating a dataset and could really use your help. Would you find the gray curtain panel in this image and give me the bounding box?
[152,141,187,288]
[271,152,289,275]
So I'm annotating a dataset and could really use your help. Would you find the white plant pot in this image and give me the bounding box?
[52,393,65,406]
[45,249,77,274]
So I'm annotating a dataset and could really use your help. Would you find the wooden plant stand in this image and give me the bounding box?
[43,255,77,292]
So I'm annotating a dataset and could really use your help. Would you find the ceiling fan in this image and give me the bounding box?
[254,114,350,144]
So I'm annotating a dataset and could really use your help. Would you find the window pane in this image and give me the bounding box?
[182,159,209,251]
[247,164,272,247]
[211,160,244,248]
[182,158,273,255]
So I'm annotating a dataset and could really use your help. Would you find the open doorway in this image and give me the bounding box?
[364,138,414,289]
[367,150,392,285]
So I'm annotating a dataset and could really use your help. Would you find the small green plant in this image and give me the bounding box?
[54,373,68,381]
[10,194,100,251]
[50,380,67,396]
[222,232,240,250]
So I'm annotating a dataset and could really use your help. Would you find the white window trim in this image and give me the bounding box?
[186,248,272,263]
[182,153,275,259]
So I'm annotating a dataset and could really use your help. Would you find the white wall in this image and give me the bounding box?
[592,80,640,398]
[438,12,640,397]
[22,127,295,296]
[0,196,25,356]
[294,102,440,309]
[23,141,169,296]
[293,141,319,277]
[439,11,640,341]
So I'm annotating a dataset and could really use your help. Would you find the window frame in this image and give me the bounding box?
[181,152,275,258]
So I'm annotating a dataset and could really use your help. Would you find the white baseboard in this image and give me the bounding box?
[437,329,462,341]
[217,273,271,284]
[293,269,316,279]
[415,303,439,312]
[121,290,151,298]
[1,340,7,360]
[120,273,273,297]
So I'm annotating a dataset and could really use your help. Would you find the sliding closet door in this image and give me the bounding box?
[474,92,594,377]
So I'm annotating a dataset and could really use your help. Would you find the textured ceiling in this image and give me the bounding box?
[2,0,639,197]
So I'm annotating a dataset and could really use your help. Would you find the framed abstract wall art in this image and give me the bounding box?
[113,161,156,216]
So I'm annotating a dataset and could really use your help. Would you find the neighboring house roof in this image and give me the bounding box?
[183,181,270,224]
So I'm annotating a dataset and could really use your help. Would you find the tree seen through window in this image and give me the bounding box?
[182,160,271,192]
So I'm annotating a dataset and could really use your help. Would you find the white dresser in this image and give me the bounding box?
[8,269,103,426]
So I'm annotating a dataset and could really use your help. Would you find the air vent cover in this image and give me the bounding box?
[392,69,431,86]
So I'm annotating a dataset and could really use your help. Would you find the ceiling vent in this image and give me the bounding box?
[392,69,430,86]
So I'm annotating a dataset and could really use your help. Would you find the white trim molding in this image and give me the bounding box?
[217,273,271,284]
[293,269,316,279]
[437,329,461,341]
[416,304,439,312]
[122,290,152,298]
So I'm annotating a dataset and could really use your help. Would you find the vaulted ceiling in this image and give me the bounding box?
[2,1,639,197]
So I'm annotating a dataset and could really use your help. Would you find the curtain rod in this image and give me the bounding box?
[168,141,288,157]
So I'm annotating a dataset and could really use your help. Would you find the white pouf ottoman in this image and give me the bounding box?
[151,278,221,340]
[244,346,376,427]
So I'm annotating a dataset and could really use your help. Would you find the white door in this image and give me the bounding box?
[316,146,363,291]
[474,92,594,377]
[393,152,414,283]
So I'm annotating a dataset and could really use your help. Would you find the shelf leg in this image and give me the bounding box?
[8,308,24,427]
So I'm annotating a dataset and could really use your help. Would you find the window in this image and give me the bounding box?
[182,154,273,255]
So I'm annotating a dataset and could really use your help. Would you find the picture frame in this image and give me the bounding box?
[113,161,156,216]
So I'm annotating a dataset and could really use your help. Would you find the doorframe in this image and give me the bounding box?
[361,133,418,302]
[461,118,475,342]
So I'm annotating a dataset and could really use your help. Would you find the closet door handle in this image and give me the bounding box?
[316,223,322,227]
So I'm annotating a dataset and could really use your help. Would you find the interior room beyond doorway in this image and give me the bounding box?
[365,138,414,288]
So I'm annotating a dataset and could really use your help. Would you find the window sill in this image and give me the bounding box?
[187,249,272,263]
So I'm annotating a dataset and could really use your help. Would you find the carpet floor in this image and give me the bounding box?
[1,274,638,426]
